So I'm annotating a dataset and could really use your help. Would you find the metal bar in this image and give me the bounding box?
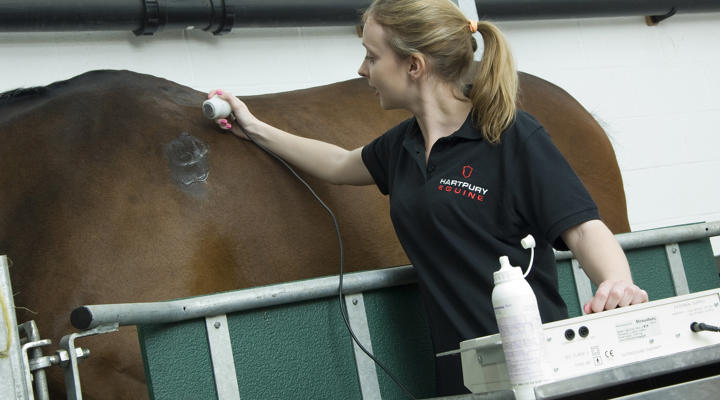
[611,374,720,400]
[17,320,50,400]
[534,342,720,399]
[20,339,51,400]
[1,255,30,400]
[344,293,381,399]
[665,243,690,296]
[73,265,416,329]
[58,324,119,400]
[555,221,720,260]
[571,259,594,315]
[74,221,720,330]
[205,315,241,400]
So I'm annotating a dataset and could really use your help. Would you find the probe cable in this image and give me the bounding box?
[238,130,418,400]
[691,322,720,332]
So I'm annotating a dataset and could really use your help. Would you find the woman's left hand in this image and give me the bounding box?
[583,280,648,314]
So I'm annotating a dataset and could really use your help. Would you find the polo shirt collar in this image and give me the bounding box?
[451,112,483,140]
[401,112,483,176]
[403,112,482,150]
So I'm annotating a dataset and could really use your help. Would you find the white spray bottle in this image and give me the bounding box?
[491,235,546,400]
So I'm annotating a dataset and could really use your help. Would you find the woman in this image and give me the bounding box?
[210,0,648,395]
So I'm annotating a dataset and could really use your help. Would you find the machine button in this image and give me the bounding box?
[579,326,589,337]
[564,329,575,341]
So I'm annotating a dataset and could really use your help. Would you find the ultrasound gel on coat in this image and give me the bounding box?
[167,132,209,185]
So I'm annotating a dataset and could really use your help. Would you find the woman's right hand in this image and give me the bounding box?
[207,89,256,140]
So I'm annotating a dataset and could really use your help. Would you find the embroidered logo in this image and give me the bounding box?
[461,165,473,179]
[436,164,489,202]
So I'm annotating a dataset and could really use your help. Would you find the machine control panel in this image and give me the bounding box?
[458,288,720,394]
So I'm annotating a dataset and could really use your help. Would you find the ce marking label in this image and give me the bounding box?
[604,349,615,359]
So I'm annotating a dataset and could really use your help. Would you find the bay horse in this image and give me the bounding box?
[0,70,628,399]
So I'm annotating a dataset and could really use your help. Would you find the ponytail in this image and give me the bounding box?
[468,21,518,144]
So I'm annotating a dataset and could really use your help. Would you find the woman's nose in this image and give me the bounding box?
[358,61,368,78]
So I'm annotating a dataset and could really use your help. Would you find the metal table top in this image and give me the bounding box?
[423,342,720,400]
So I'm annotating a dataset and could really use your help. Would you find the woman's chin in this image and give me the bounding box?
[378,99,398,111]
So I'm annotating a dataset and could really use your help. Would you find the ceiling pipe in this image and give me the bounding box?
[0,0,718,36]
[474,0,720,21]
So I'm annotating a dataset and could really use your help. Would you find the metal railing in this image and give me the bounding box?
[73,220,720,330]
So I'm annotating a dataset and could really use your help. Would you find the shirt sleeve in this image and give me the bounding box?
[361,118,412,196]
[361,134,391,195]
[513,126,600,250]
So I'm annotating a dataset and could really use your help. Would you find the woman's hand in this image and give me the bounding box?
[562,220,649,314]
[583,280,648,314]
[207,89,256,140]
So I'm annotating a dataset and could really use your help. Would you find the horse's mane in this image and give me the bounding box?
[0,86,49,104]
[0,71,116,106]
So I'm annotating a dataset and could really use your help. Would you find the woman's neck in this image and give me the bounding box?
[409,79,472,159]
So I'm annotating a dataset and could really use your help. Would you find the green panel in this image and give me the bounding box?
[556,260,582,318]
[135,235,718,400]
[552,237,718,319]
[227,297,361,399]
[138,319,217,400]
[623,246,675,301]
[363,285,436,399]
[139,298,362,400]
[680,239,720,292]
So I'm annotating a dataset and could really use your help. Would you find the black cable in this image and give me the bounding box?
[238,128,418,400]
[690,322,720,332]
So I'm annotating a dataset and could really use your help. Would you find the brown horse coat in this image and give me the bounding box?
[0,70,628,399]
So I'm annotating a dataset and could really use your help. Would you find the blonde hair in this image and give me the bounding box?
[363,0,517,143]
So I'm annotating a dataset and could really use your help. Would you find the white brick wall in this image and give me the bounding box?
[1,12,719,254]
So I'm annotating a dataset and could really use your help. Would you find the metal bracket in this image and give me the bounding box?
[572,259,594,315]
[18,320,51,400]
[18,320,117,400]
[205,315,241,400]
[665,243,690,295]
[344,293,381,400]
[59,323,119,400]
[133,0,160,36]
[646,7,677,26]
[20,340,51,400]
[213,0,235,36]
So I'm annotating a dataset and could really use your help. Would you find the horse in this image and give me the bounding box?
[0,69,629,399]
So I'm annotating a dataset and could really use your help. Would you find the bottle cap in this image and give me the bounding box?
[520,234,536,249]
[493,256,523,284]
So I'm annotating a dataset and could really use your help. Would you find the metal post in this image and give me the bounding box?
[1,255,31,400]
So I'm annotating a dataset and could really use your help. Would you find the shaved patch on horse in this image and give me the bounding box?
[166,132,210,186]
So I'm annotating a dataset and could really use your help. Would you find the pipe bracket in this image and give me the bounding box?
[205,0,235,36]
[646,7,677,26]
[134,0,161,36]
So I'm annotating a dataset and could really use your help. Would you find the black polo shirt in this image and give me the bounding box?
[362,110,599,395]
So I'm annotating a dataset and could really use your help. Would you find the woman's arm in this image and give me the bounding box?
[211,90,374,186]
[561,219,649,314]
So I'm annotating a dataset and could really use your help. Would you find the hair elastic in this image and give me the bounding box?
[468,20,478,33]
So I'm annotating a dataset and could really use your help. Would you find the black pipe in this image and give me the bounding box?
[0,0,718,36]
[474,0,720,21]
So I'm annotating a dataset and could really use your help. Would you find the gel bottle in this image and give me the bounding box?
[492,255,546,400]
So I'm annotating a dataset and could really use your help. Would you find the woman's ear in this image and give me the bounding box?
[407,53,426,80]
